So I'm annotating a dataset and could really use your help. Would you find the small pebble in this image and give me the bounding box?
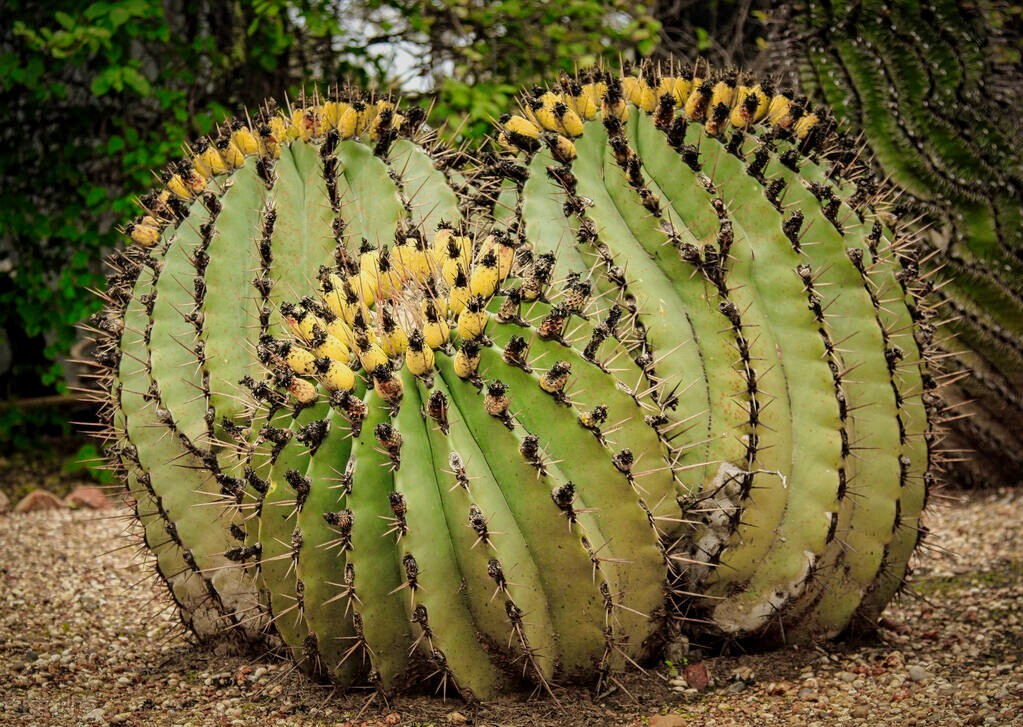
[14,489,64,513]
[683,662,710,690]
[907,665,932,682]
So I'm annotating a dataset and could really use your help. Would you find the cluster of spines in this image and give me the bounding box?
[248,226,515,409]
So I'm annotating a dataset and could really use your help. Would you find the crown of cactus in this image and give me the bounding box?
[90,65,938,699]
[772,0,1023,486]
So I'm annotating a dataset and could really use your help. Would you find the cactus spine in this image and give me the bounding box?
[91,68,938,698]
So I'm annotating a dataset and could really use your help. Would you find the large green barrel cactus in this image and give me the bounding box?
[771,0,1023,486]
[92,68,937,698]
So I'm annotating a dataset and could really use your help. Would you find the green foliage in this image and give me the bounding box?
[651,0,771,68]
[321,1,662,140]
[0,406,71,450]
[2,1,177,385]
[430,78,521,140]
[61,441,116,484]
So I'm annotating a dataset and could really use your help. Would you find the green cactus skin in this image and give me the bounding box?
[91,70,938,698]
[772,0,1023,487]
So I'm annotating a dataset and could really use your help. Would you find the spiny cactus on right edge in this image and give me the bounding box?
[93,64,940,699]
[771,0,1023,486]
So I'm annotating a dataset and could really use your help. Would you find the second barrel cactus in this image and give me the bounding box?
[91,66,938,699]
[771,0,1023,487]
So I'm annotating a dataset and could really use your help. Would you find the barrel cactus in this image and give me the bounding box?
[771,0,1023,486]
[91,66,937,699]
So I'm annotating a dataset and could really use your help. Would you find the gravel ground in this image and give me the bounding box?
[1,487,1021,726]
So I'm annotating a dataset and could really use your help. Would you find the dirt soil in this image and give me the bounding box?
[1,486,1021,726]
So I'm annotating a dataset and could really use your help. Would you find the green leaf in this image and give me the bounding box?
[90,73,110,96]
[84,3,110,21]
[85,186,107,207]
[695,26,711,52]
[54,11,75,30]
[121,66,150,96]
[110,6,132,27]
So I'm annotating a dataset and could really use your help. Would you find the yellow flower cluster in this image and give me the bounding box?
[125,97,406,248]
[499,68,822,158]
[278,229,517,403]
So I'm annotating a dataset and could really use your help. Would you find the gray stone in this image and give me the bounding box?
[907,664,932,682]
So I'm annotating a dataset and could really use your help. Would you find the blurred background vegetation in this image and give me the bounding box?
[0,0,772,456]
[4,1,1019,490]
